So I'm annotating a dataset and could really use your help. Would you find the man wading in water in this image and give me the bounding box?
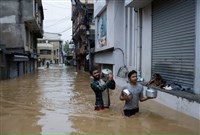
[90,67,116,110]
[120,70,153,117]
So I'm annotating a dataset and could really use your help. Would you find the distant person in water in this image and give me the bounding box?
[46,62,50,68]
[90,66,116,110]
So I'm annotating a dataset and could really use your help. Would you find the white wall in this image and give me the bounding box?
[105,0,115,49]
[128,8,136,70]
[124,0,132,6]
[141,3,152,81]
[95,0,126,78]
[113,0,126,76]
[94,0,106,17]
[95,51,114,64]
[94,0,115,52]
[194,0,200,94]
[144,86,200,120]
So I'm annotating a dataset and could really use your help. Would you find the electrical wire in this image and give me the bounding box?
[42,0,72,41]
[44,16,70,21]
[58,26,72,33]
[44,17,71,28]
[44,2,71,9]
[44,26,72,37]
[42,26,72,40]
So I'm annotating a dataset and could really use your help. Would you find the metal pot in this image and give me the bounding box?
[122,89,132,101]
[146,88,157,98]
[101,69,112,80]
[102,69,112,75]
[122,89,131,96]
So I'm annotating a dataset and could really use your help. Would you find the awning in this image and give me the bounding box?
[13,55,29,61]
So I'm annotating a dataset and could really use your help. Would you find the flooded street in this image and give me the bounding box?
[0,65,199,134]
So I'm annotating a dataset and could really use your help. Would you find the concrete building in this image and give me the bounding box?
[93,0,200,120]
[37,32,63,65]
[37,43,53,67]
[71,0,95,71]
[63,40,76,66]
[0,0,44,79]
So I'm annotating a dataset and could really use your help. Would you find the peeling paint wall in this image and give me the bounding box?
[0,0,25,48]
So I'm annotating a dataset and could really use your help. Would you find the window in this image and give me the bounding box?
[40,50,51,54]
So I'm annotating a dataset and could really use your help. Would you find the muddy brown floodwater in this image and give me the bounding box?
[0,65,199,134]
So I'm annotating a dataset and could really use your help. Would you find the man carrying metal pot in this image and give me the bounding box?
[119,70,154,117]
[90,67,116,111]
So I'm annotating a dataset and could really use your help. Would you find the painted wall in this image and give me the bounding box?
[194,0,200,94]
[112,0,125,76]
[95,0,125,77]
[149,87,200,120]
[141,3,152,81]
[9,62,18,78]
[0,0,36,49]
[124,0,132,6]
[19,62,24,76]
[22,0,34,21]
[94,0,106,17]
[124,8,136,71]
[95,0,115,52]
[95,51,114,64]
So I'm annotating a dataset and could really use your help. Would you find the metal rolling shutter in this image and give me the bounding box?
[152,0,195,90]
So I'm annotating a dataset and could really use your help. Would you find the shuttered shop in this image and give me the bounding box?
[152,0,195,90]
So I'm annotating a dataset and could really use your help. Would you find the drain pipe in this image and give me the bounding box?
[114,48,129,78]
[114,48,125,66]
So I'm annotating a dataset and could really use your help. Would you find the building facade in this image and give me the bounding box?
[93,0,200,119]
[94,0,126,77]
[71,0,95,71]
[37,32,63,65]
[0,0,44,79]
[63,40,76,66]
[37,43,53,67]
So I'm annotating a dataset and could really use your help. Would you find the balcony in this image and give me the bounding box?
[24,1,44,38]
[25,14,43,38]
[72,14,87,40]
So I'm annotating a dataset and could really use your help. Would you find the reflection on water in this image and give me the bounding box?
[0,65,76,134]
[0,69,42,134]
[36,66,76,134]
[0,65,199,134]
